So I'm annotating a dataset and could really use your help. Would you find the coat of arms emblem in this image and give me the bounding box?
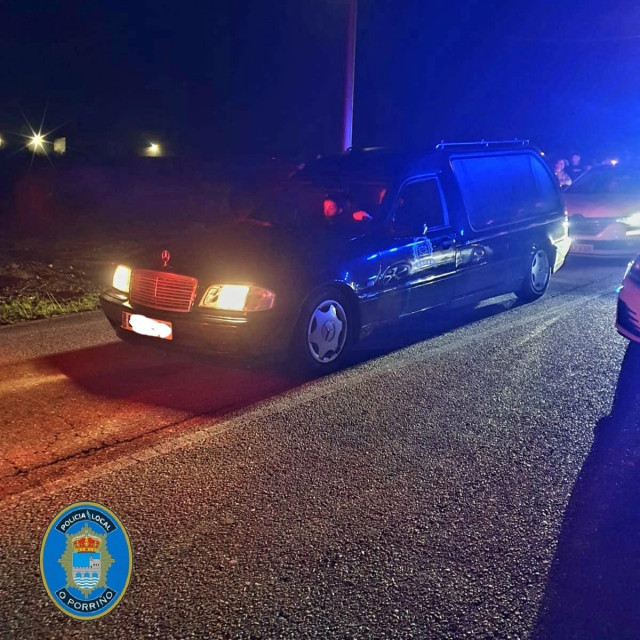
[40,502,132,620]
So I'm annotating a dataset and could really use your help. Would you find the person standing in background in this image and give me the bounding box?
[566,153,585,181]
[554,159,572,188]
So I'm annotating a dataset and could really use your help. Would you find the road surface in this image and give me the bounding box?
[0,256,637,639]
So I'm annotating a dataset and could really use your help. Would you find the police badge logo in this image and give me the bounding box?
[40,502,133,620]
[412,236,436,270]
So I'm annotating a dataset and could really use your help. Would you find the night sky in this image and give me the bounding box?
[2,0,640,160]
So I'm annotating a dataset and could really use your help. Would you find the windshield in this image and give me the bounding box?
[249,180,388,228]
[568,166,640,195]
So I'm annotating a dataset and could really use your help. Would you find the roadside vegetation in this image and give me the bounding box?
[0,254,104,324]
[0,291,101,324]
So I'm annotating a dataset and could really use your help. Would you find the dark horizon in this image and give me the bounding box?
[2,0,640,161]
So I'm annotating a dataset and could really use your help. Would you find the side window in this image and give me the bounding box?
[392,179,446,236]
[451,153,562,230]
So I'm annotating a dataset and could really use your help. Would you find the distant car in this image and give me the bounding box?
[101,142,570,372]
[564,163,640,257]
[616,254,640,343]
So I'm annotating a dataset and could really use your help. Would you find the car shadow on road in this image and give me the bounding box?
[532,342,640,640]
[44,295,522,414]
[43,340,304,415]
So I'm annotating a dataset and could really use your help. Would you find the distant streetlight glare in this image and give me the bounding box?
[148,142,161,156]
[29,134,45,149]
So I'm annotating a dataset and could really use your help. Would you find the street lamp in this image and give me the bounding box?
[147,142,162,157]
[29,133,46,154]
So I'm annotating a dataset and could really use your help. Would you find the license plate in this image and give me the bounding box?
[122,312,173,340]
[572,243,594,254]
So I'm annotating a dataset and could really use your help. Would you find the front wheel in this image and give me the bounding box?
[292,290,351,373]
[516,248,551,302]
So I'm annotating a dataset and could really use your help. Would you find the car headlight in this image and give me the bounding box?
[199,284,275,312]
[617,212,640,228]
[112,265,131,293]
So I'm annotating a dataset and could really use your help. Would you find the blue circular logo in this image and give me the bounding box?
[40,501,133,620]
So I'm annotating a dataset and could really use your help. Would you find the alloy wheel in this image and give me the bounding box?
[530,249,550,293]
[306,299,348,364]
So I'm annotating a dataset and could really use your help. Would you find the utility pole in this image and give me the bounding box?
[342,0,357,151]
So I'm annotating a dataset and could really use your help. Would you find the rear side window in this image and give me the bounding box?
[451,153,562,230]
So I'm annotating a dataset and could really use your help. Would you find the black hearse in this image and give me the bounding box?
[101,140,571,371]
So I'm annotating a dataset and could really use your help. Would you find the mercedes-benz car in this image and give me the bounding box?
[101,143,569,372]
[564,163,640,257]
[616,254,640,343]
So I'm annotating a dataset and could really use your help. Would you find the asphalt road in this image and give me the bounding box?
[0,256,638,639]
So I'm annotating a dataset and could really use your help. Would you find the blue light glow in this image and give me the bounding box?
[366,253,379,261]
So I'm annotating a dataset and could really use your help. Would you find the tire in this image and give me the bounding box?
[292,289,352,373]
[516,248,551,302]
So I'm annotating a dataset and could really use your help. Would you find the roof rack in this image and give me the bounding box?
[435,139,530,150]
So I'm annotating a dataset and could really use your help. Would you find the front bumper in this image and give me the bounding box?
[552,235,572,272]
[616,278,640,343]
[100,290,295,356]
[569,220,640,257]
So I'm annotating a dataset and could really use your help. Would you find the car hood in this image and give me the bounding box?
[564,192,640,218]
[128,220,365,289]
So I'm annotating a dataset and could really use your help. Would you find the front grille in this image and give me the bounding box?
[130,269,198,312]
[569,215,611,237]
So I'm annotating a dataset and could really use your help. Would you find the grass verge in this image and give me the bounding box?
[0,292,101,324]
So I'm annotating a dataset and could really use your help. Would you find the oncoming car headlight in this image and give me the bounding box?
[112,265,131,293]
[200,284,275,312]
[617,212,640,235]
